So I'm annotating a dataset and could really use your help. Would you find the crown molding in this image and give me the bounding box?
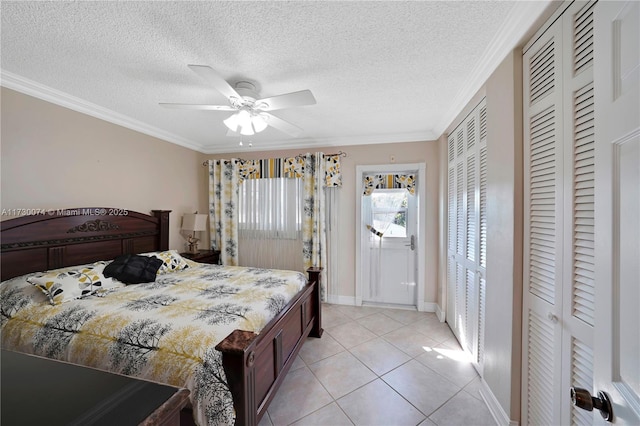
[1,70,207,153]
[434,0,553,138]
[201,130,438,154]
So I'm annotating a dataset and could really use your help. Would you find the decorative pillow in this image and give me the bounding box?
[27,263,122,305]
[142,250,190,274]
[103,254,163,284]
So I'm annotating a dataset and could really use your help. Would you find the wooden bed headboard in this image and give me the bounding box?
[1,208,170,281]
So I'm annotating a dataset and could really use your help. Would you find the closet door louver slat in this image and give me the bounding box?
[456,163,465,256]
[527,310,555,426]
[479,146,487,268]
[572,82,595,326]
[467,117,476,150]
[448,167,456,252]
[573,2,595,76]
[529,39,556,105]
[465,269,476,352]
[528,105,557,304]
[466,154,476,262]
[456,128,464,159]
[571,338,594,426]
[456,264,466,337]
[479,106,487,143]
[448,135,456,164]
[477,277,486,365]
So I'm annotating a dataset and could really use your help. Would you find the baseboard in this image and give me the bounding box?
[479,378,519,426]
[326,295,356,305]
[326,297,444,315]
[421,302,437,312]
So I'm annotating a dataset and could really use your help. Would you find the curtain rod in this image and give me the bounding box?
[201,151,347,167]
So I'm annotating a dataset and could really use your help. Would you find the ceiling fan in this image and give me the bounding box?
[160,65,316,137]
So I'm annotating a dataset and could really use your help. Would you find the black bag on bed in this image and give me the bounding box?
[103,254,164,284]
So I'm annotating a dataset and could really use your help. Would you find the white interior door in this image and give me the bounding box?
[446,99,487,369]
[522,3,600,423]
[592,1,640,424]
[362,187,417,307]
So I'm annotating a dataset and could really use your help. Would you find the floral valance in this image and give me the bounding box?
[363,173,416,196]
[232,153,342,187]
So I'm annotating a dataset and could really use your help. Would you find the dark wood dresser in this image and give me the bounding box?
[1,350,190,426]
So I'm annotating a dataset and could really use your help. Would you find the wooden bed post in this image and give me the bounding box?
[307,267,323,338]
[215,330,259,426]
[151,210,171,251]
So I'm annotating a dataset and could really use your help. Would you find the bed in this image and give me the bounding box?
[0,208,323,425]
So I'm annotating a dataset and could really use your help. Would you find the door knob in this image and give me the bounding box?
[570,387,613,421]
[405,235,415,251]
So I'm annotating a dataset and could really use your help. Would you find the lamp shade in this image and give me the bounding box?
[182,213,207,232]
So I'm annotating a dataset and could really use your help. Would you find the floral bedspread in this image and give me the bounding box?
[0,261,306,425]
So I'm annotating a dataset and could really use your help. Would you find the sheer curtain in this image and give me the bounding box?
[325,186,340,302]
[237,177,304,271]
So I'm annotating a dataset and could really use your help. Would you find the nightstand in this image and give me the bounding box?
[181,249,220,265]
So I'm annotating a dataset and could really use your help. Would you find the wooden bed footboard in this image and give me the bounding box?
[215,268,323,425]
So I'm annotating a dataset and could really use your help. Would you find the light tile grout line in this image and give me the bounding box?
[272,305,482,426]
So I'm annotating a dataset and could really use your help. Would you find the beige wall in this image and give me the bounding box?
[0,88,204,251]
[202,139,441,307]
[484,50,523,421]
[443,51,524,420]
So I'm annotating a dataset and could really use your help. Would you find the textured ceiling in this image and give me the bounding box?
[1,1,549,153]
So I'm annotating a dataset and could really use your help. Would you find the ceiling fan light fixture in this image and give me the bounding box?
[240,125,255,136]
[251,113,268,133]
[225,108,268,135]
[238,109,256,135]
[223,113,240,132]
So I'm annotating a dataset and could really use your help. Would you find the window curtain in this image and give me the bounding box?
[363,173,416,196]
[302,153,327,300]
[208,159,240,266]
[208,153,339,300]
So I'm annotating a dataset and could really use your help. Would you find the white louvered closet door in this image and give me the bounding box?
[522,2,596,425]
[446,99,487,371]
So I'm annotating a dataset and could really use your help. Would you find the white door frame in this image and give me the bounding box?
[355,163,426,311]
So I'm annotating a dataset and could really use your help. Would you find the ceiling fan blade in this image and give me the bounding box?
[159,103,236,111]
[187,65,241,101]
[256,90,316,111]
[264,113,303,137]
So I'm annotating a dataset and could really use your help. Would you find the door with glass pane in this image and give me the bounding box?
[361,179,417,307]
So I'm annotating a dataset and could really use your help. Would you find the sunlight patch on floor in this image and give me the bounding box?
[422,346,472,363]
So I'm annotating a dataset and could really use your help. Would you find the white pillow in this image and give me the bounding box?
[141,250,190,274]
[27,263,123,305]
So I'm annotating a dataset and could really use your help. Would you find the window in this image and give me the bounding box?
[370,189,408,238]
[238,178,302,239]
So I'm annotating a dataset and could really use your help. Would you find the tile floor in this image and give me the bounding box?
[259,304,496,426]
